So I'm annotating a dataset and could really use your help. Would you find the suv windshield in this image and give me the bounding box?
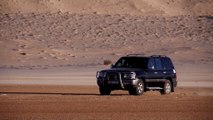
[114,57,149,69]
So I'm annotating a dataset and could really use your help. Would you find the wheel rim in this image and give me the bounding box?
[137,82,143,93]
[165,82,171,93]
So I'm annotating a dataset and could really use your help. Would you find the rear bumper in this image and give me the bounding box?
[172,78,177,87]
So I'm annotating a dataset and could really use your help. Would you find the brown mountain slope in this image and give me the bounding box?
[0,0,213,69]
[0,0,212,16]
[0,13,212,68]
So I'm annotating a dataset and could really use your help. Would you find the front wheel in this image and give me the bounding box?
[160,80,172,95]
[129,80,144,96]
[99,87,111,95]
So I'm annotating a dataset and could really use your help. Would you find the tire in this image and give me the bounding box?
[129,80,144,96]
[160,80,172,95]
[99,87,111,95]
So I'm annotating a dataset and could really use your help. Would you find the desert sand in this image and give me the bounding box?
[0,0,213,120]
[0,85,213,120]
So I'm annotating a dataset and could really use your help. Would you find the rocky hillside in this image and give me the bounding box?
[0,0,212,69]
[0,13,212,69]
[0,0,212,16]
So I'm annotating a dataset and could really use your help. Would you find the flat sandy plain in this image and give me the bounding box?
[0,66,213,120]
[0,85,213,120]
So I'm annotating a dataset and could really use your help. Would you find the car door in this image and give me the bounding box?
[146,58,157,80]
[146,58,164,82]
[154,58,164,79]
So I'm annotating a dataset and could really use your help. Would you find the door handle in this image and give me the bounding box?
[154,72,158,74]
[163,71,167,74]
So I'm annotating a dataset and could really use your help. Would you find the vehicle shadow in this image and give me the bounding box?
[0,92,129,96]
[0,92,99,96]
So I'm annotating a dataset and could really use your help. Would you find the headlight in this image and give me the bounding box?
[123,72,136,79]
[96,71,106,78]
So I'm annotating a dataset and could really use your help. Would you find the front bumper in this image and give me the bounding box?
[97,72,139,89]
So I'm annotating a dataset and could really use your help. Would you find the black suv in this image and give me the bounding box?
[96,54,177,95]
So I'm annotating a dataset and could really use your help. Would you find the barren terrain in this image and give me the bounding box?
[0,0,213,120]
[0,0,213,69]
[0,13,213,69]
[1,86,213,120]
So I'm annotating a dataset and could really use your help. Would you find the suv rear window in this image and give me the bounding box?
[161,58,173,70]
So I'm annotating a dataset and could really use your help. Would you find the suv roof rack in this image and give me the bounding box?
[150,55,167,57]
[126,54,167,58]
[126,54,145,57]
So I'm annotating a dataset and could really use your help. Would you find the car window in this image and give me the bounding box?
[148,58,155,70]
[155,58,163,70]
[115,57,148,69]
[162,58,173,70]
[115,59,124,67]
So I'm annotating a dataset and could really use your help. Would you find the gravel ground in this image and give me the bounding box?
[0,85,213,120]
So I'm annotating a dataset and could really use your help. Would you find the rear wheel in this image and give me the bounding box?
[129,80,144,96]
[99,87,111,95]
[160,80,172,95]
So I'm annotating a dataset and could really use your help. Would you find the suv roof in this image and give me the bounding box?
[126,54,167,58]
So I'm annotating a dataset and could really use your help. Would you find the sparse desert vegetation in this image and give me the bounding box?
[0,13,212,69]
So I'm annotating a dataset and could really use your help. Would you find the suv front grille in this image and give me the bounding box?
[106,73,120,81]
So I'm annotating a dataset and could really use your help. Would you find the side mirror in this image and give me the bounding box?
[111,64,115,68]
